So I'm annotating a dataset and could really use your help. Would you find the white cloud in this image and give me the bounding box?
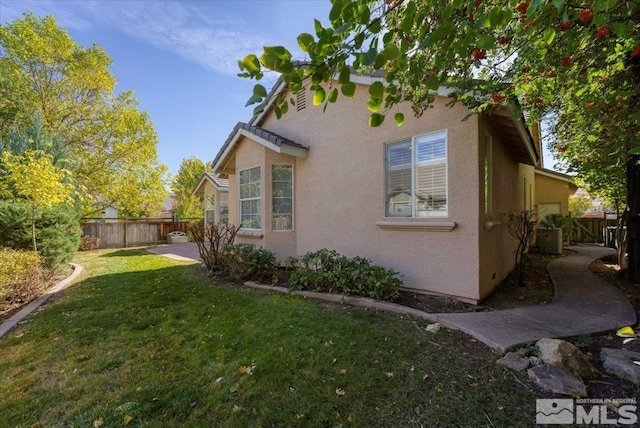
[0,0,278,76]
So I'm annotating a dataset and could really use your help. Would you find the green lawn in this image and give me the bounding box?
[0,248,538,427]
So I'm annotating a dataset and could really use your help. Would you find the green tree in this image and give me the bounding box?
[171,157,211,219]
[0,12,168,217]
[0,150,75,253]
[568,194,594,218]
[239,0,640,280]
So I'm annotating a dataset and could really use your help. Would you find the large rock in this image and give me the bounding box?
[536,338,594,381]
[600,348,640,385]
[496,352,530,371]
[528,364,587,397]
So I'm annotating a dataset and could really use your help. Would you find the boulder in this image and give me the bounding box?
[536,338,594,381]
[528,364,587,397]
[496,352,530,371]
[600,348,640,385]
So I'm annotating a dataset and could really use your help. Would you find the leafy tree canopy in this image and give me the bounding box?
[0,12,168,216]
[171,157,211,219]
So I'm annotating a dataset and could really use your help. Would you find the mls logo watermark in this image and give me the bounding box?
[536,398,638,425]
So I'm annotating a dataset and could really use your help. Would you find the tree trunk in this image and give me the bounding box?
[31,209,37,254]
[626,154,640,283]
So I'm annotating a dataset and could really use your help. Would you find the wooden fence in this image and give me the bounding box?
[81,218,200,249]
[574,217,618,245]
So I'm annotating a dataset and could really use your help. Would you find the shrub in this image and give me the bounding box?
[0,201,81,272]
[288,249,402,301]
[0,248,43,311]
[79,235,100,251]
[539,214,577,243]
[223,244,279,284]
[187,221,239,272]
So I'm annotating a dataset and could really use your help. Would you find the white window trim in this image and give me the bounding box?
[271,164,294,232]
[239,166,261,231]
[383,129,449,219]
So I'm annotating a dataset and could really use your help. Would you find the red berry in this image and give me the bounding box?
[578,8,593,23]
[560,56,572,67]
[594,26,610,38]
[559,21,573,30]
[586,102,595,108]
[631,45,640,57]
[490,94,506,102]
[516,2,528,14]
[498,36,510,45]
[472,48,486,61]
[557,146,566,153]
[474,0,481,8]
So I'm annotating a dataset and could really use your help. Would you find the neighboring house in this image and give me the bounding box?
[204,71,554,303]
[101,205,119,223]
[193,172,229,224]
[534,167,578,219]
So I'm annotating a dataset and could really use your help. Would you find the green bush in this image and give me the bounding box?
[288,249,402,301]
[222,244,279,284]
[539,214,577,243]
[0,201,81,272]
[0,248,43,310]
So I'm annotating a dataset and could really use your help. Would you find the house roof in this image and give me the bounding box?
[192,172,229,196]
[212,122,308,175]
[535,167,578,194]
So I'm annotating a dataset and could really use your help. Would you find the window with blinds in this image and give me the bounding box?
[385,130,448,218]
[239,166,261,229]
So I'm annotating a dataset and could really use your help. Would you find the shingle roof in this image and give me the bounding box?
[211,122,307,172]
[203,172,228,188]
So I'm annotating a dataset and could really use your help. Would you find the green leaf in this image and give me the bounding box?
[338,66,351,84]
[552,0,564,9]
[253,84,267,98]
[369,81,384,98]
[356,4,370,25]
[341,82,356,98]
[238,54,260,73]
[543,27,556,45]
[489,8,503,28]
[394,113,405,126]
[361,47,377,66]
[424,76,440,91]
[382,42,401,61]
[477,35,495,49]
[274,105,282,119]
[297,33,315,53]
[329,0,344,22]
[327,88,338,103]
[314,19,324,37]
[369,17,381,34]
[245,94,263,107]
[369,113,385,127]
[313,87,326,106]
[367,97,382,112]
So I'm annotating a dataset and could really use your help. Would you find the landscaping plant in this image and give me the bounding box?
[0,247,42,311]
[187,221,239,272]
[288,249,402,301]
[222,243,279,284]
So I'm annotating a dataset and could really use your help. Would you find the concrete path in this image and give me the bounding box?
[146,242,202,262]
[437,245,637,352]
[0,263,83,339]
[147,243,638,353]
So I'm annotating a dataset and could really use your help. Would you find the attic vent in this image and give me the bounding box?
[296,90,306,111]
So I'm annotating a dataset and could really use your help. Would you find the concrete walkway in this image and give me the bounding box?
[437,245,637,352]
[149,243,637,352]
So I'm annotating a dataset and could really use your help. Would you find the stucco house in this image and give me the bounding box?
[534,167,578,219]
[203,72,567,303]
[193,172,229,224]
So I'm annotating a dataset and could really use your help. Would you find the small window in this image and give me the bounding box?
[484,133,493,218]
[219,193,229,224]
[239,167,261,229]
[272,165,293,231]
[385,130,448,218]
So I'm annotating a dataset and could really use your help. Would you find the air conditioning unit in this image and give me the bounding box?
[538,228,562,255]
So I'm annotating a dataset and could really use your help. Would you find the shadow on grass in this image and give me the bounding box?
[0,251,541,427]
[98,248,158,258]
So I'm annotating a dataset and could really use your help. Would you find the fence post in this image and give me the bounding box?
[124,217,128,248]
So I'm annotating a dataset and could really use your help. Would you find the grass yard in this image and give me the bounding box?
[0,249,539,427]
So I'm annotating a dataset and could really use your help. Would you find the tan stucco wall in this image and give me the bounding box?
[535,173,571,217]
[476,117,524,300]
[257,83,484,301]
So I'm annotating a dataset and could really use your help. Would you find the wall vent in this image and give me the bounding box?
[296,90,306,111]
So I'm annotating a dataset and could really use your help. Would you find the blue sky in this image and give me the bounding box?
[0,0,332,177]
[0,0,559,175]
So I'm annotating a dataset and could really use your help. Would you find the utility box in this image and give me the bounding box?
[538,228,563,255]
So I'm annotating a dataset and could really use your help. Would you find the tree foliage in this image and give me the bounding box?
[0,12,168,216]
[239,0,640,276]
[171,157,211,219]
